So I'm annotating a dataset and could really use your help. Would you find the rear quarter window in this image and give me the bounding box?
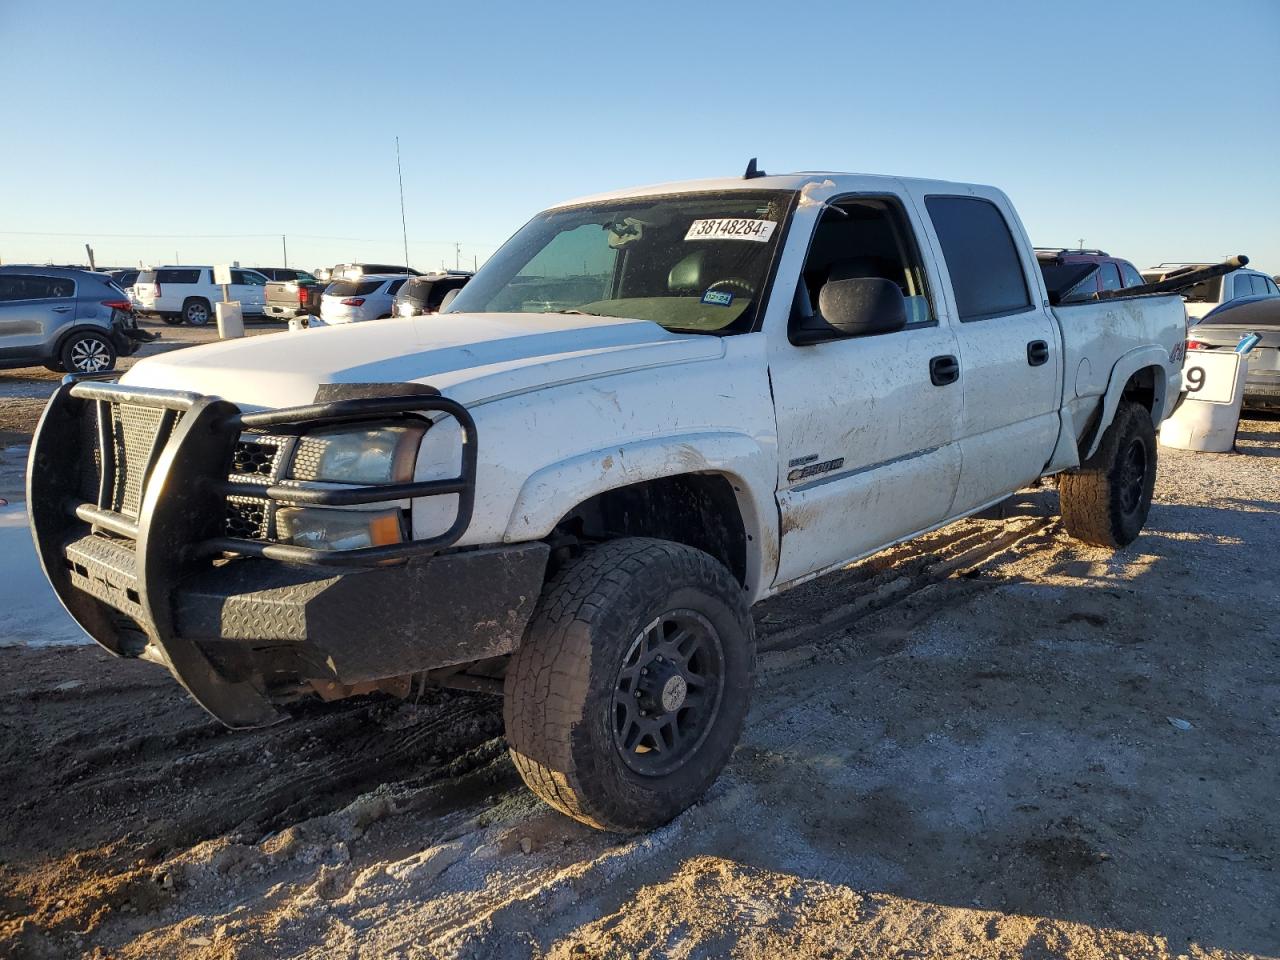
[924,196,1031,321]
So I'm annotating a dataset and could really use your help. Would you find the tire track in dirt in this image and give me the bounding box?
[756,508,1061,654]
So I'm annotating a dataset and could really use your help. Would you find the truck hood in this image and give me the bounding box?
[121,312,725,409]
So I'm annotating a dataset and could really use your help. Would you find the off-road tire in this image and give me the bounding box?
[504,538,755,833]
[59,331,116,374]
[182,298,212,326]
[1060,400,1157,548]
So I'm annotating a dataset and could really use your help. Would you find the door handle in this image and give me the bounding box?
[1027,340,1050,366]
[52,306,73,313]
[930,354,960,386]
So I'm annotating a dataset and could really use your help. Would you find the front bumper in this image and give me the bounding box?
[28,378,547,728]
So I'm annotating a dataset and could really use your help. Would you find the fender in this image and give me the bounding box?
[1080,345,1174,461]
[504,431,779,600]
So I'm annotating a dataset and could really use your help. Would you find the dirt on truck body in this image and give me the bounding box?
[1,416,1278,959]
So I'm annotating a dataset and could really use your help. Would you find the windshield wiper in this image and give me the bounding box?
[546,309,603,317]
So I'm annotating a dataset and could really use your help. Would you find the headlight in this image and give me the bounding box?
[289,423,426,484]
[397,302,416,317]
[276,507,403,551]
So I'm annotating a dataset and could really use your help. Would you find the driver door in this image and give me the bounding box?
[768,195,963,587]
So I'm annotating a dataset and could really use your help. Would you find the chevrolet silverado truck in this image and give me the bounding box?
[28,168,1185,832]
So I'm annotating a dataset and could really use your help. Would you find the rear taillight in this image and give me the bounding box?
[298,286,309,306]
[341,298,365,306]
[154,281,162,298]
[1186,340,1209,350]
[101,299,133,311]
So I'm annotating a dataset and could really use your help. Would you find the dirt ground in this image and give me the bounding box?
[0,358,1277,958]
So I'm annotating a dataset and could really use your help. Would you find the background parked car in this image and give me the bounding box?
[328,262,420,280]
[393,271,473,316]
[1187,295,1280,409]
[253,267,317,283]
[0,265,150,373]
[109,268,140,290]
[268,264,422,321]
[317,274,410,324]
[1035,249,1147,304]
[132,266,270,325]
[1142,262,1280,320]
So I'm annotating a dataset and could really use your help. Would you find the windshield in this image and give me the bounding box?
[447,190,796,334]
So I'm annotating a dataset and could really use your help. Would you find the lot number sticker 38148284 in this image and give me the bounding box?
[684,219,777,242]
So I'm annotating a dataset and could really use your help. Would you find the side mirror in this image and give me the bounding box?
[438,288,462,313]
[792,277,908,345]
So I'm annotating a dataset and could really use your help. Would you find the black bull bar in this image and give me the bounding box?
[26,379,547,728]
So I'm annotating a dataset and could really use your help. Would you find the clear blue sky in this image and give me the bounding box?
[2,0,1276,275]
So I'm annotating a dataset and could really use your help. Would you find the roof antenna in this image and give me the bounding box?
[743,157,766,179]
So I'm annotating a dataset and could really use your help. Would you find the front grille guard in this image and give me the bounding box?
[57,379,478,567]
[27,375,478,728]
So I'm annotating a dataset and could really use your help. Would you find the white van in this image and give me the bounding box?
[132,266,270,325]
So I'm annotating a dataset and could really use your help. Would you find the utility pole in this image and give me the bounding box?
[1078,238,1085,251]
[396,137,410,271]
[282,235,288,268]
[454,242,461,271]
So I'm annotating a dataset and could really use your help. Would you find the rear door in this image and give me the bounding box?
[914,193,1062,515]
[768,194,963,586]
[0,273,76,354]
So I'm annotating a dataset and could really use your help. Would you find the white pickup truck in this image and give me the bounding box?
[29,169,1186,832]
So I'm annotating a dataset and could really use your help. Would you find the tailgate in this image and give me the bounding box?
[264,281,298,306]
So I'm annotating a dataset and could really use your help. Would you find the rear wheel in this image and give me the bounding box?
[1060,400,1157,548]
[182,298,211,326]
[504,538,755,833]
[59,331,116,374]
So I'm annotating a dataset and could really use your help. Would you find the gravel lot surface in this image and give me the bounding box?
[1,339,1277,959]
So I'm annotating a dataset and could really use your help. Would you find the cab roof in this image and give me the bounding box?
[548,171,990,209]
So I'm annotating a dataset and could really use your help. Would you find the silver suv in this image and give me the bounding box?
[0,266,148,373]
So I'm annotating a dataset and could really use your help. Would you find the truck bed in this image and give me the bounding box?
[1051,292,1186,450]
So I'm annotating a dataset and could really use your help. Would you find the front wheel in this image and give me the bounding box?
[504,538,755,833]
[1060,400,1157,548]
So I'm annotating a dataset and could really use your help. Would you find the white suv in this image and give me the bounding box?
[316,274,410,325]
[133,266,270,325]
[1142,262,1280,321]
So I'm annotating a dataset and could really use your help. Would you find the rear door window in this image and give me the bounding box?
[0,275,75,300]
[156,268,201,284]
[1099,262,1123,292]
[924,196,1031,321]
[386,278,408,296]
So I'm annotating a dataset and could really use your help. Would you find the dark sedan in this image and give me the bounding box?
[1189,295,1280,409]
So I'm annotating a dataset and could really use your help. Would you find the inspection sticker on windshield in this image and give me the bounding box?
[702,289,734,307]
[685,218,777,242]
